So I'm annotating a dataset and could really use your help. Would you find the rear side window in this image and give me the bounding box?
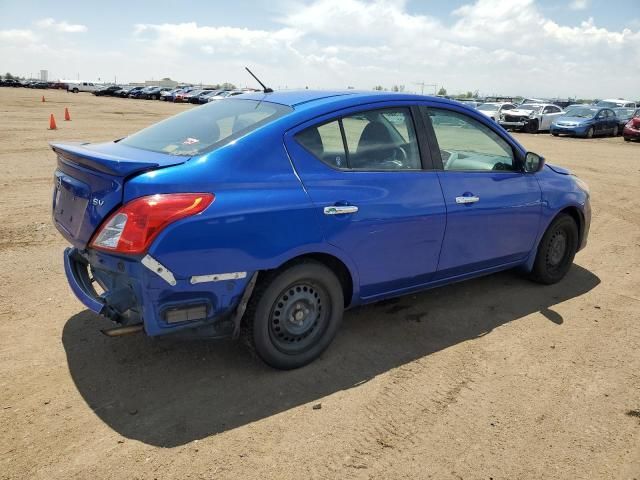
[427,108,515,172]
[296,108,421,171]
[120,99,292,156]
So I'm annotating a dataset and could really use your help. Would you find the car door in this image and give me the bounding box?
[285,104,447,300]
[594,109,608,135]
[420,105,542,279]
[541,105,563,130]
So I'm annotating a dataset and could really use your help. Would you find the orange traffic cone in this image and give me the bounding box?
[64,108,71,121]
[41,95,45,102]
[49,114,57,130]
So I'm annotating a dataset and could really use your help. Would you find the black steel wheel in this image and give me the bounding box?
[529,213,579,285]
[244,261,344,369]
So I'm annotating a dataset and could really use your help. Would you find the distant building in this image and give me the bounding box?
[145,78,179,88]
[40,70,48,82]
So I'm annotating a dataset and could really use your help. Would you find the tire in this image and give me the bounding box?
[152,95,158,100]
[624,136,630,142]
[529,214,579,285]
[612,125,619,136]
[524,119,538,134]
[72,88,79,93]
[244,261,344,369]
[585,127,594,139]
[551,132,559,137]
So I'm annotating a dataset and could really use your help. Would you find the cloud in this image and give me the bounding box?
[0,28,37,44]
[35,18,87,33]
[569,0,589,10]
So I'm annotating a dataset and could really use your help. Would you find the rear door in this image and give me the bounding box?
[421,105,542,278]
[285,104,447,300]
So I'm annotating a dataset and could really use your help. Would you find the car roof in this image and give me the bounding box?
[236,89,463,110]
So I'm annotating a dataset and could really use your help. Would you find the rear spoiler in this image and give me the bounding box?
[50,142,187,176]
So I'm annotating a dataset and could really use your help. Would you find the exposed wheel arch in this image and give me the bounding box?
[273,253,354,308]
[558,206,584,247]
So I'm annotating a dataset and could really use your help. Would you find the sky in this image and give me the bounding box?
[1,0,639,99]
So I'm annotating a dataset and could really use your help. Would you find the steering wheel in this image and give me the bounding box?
[443,151,459,169]
[492,162,509,171]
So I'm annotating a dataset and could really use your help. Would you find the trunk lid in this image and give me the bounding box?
[52,141,189,249]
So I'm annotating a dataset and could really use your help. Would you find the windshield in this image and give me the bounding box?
[120,99,292,156]
[614,108,634,118]
[478,103,498,111]
[565,107,597,118]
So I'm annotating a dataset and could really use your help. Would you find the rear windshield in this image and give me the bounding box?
[120,99,292,156]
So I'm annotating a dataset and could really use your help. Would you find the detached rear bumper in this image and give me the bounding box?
[63,247,254,337]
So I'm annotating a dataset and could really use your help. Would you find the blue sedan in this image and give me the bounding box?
[550,106,619,138]
[52,91,591,369]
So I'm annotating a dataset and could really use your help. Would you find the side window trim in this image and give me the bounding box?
[419,104,524,173]
[337,119,351,169]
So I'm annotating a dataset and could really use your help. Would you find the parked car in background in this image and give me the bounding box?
[129,86,156,99]
[51,91,590,369]
[499,103,564,133]
[174,88,197,102]
[206,90,247,102]
[0,79,22,87]
[188,90,213,104]
[115,86,136,97]
[67,81,99,93]
[139,86,171,100]
[31,81,49,89]
[612,108,636,135]
[197,90,225,103]
[94,85,122,96]
[181,89,205,103]
[49,81,68,90]
[550,106,619,138]
[596,99,636,108]
[623,108,640,142]
[477,102,516,121]
[160,88,182,101]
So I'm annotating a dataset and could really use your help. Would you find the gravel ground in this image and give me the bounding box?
[1,88,639,480]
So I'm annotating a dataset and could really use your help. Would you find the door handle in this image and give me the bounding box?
[324,205,359,215]
[455,196,480,204]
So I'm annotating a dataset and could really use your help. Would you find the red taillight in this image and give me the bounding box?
[90,193,214,254]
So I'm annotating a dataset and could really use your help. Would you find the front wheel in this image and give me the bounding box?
[244,261,344,369]
[529,214,579,285]
[585,127,594,138]
[524,119,538,134]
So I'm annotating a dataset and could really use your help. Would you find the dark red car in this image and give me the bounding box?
[623,108,640,142]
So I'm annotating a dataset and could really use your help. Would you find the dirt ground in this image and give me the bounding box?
[1,88,639,480]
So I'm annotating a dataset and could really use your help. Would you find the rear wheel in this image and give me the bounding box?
[624,136,630,142]
[244,261,344,369]
[529,214,579,285]
[612,125,619,136]
[72,88,79,93]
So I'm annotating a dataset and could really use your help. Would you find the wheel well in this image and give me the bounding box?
[276,253,354,307]
[558,206,583,244]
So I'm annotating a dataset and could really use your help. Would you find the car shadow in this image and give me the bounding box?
[62,265,600,447]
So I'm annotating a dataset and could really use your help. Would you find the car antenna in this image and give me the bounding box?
[245,67,273,93]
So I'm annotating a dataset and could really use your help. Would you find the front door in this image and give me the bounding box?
[285,105,447,300]
[423,106,542,278]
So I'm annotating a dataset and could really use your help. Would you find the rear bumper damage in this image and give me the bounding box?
[63,247,255,338]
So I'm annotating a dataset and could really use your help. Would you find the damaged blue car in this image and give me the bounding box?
[52,90,591,369]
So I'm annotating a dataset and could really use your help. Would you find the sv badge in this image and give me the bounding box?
[92,198,104,207]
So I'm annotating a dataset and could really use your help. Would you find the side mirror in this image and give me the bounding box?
[524,152,545,173]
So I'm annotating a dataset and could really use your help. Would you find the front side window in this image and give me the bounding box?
[120,99,292,156]
[427,108,515,172]
[296,108,421,171]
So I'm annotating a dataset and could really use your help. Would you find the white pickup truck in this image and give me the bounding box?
[66,81,99,93]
